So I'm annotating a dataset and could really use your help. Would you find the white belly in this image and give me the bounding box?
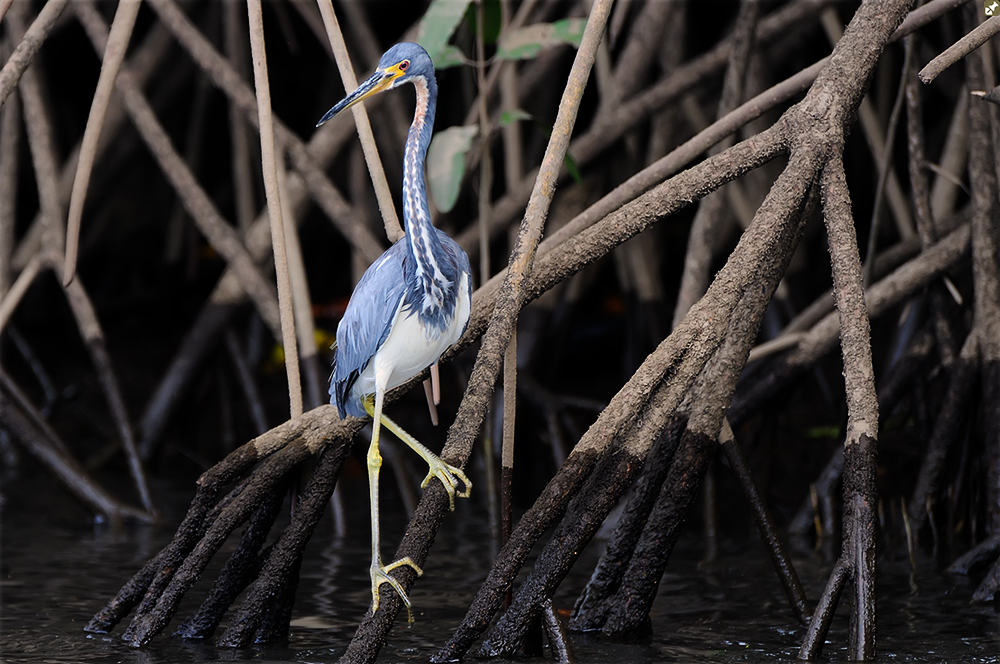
[352,272,471,400]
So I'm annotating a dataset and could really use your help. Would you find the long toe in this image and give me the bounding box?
[370,557,423,621]
[421,458,472,509]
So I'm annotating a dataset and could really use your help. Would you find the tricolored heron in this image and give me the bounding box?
[317,42,472,617]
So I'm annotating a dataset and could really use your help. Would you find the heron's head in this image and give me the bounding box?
[316,42,434,127]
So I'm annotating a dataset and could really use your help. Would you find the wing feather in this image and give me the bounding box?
[330,242,408,418]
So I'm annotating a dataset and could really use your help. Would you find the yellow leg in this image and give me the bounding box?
[363,399,472,510]
[364,392,422,621]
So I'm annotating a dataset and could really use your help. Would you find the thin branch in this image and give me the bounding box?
[224,0,257,233]
[62,266,156,513]
[0,0,69,109]
[144,0,385,265]
[672,0,762,328]
[299,0,409,148]
[0,0,14,24]
[906,53,938,244]
[931,93,970,220]
[0,370,153,523]
[278,160,324,409]
[0,76,19,298]
[16,13,64,256]
[0,255,42,335]
[0,362,73,458]
[63,0,142,286]
[821,155,879,659]
[247,0,303,418]
[224,329,269,434]
[315,0,402,242]
[16,9,155,513]
[74,0,285,342]
[919,15,1000,84]
[862,35,915,286]
[476,0,493,283]
[720,419,812,624]
[730,220,971,425]
[821,7,915,240]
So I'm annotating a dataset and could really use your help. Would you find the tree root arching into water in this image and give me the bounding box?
[1,0,999,662]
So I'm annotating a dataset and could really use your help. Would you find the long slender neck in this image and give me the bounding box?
[402,74,437,249]
[402,73,454,323]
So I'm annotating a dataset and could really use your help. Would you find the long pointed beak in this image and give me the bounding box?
[316,69,395,127]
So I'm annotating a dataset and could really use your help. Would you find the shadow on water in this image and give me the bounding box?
[2,474,998,664]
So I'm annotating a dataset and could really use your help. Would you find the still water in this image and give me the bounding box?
[2,475,998,663]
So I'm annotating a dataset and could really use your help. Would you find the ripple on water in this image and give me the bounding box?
[2,485,998,663]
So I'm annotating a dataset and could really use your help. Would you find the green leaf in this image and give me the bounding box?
[495,18,587,61]
[427,125,478,213]
[563,152,582,185]
[499,108,532,127]
[803,425,841,439]
[434,44,467,70]
[418,0,474,66]
[465,0,502,45]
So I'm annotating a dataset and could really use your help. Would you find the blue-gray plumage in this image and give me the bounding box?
[331,229,471,419]
[317,42,472,619]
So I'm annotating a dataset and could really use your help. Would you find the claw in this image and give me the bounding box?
[371,557,423,622]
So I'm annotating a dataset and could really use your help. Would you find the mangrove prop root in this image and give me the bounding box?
[720,422,811,625]
[254,554,303,645]
[570,419,684,631]
[798,556,850,659]
[84,447,262,634]
[540,598,572,664]
[592,177,813,637]
[120,440,313,646]
[800,435,878,659]
[173,485,288,639]
[476,445,648,658]
[85,549,166,634]
[844,434,879,659]
[907,332,979,530]
[430,447,603,662]
[599,429,718,636]
[947,535,1000,574]
[219,442,349,647]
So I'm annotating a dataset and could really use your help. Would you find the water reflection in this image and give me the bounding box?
[2,481,998,663]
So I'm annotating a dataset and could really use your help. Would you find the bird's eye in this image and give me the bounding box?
[399,60,409,72]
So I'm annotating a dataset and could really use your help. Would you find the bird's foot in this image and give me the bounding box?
[420,456,472,510]
[371,557,423,622]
